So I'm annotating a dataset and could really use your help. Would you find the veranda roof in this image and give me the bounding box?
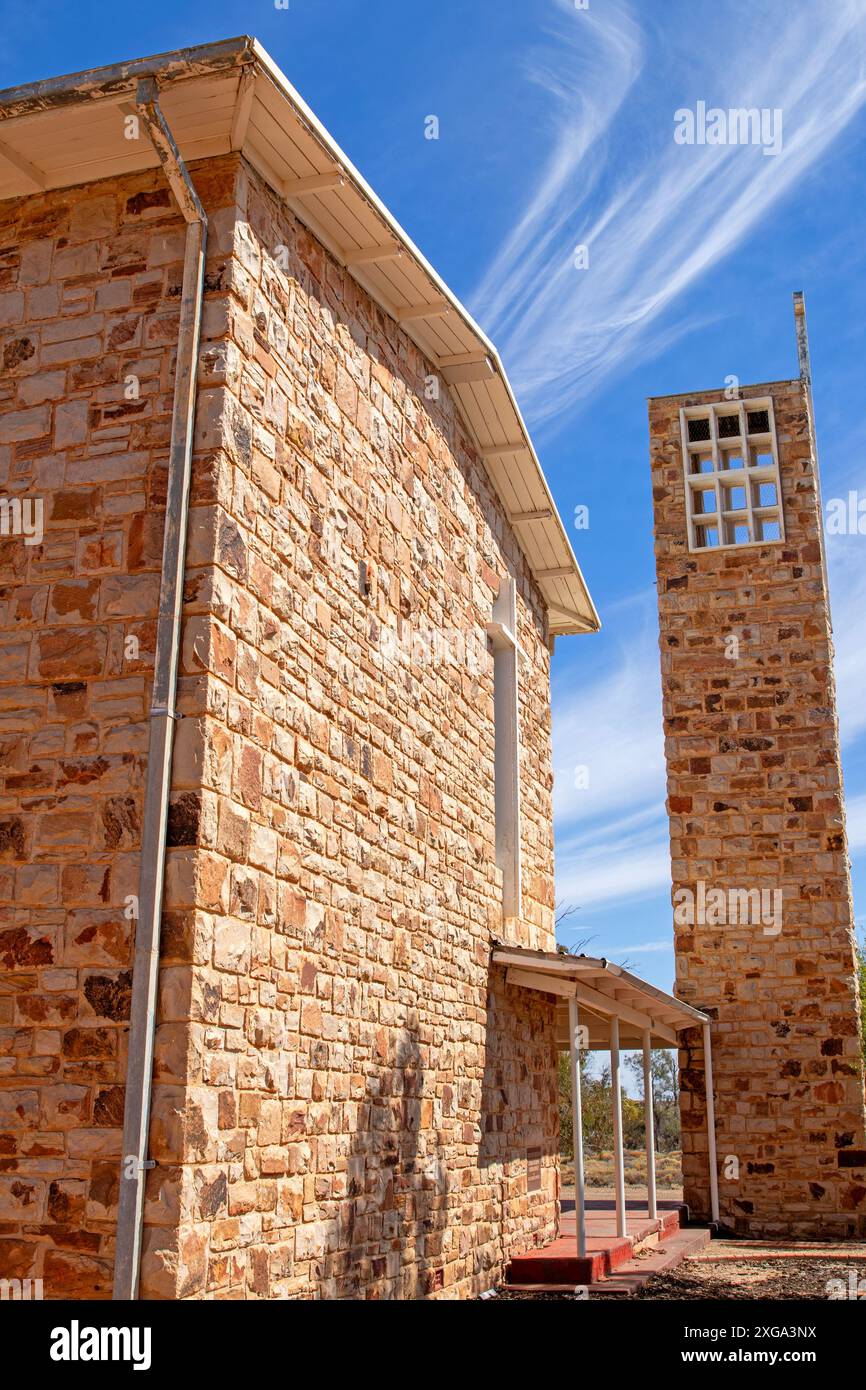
[492,943,710,1050]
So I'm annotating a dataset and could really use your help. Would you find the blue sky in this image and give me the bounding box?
[3,0,866,993]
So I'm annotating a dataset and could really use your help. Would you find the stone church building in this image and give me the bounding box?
[0,39,862,1300]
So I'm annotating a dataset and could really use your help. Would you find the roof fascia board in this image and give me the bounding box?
[0,37,254,118]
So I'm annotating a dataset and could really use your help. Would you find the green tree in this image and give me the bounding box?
[559,1054,652,1157]
[558,1051,615,1155]
[626,1048,681,1153]
[558,1049,608,1155]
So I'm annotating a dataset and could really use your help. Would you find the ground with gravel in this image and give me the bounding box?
[486,1242,866,1301]
[631,1256,864,1300]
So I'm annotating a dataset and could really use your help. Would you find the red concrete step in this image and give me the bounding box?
[507,1237,627,1287]
[589,1226,712,1296]
[507,1206,683,1287]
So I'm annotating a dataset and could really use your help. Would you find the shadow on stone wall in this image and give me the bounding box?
[318,1012,448,1299]
[480,967,559,1280]
[479,981,511,1279]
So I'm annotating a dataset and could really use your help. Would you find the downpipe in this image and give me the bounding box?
[113,78,207,1300]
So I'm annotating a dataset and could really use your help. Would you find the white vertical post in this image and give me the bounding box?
[702,1021,720,1224]
[490,576,521,919]
[568,996,586,1258]
[610,1015,627,1239]
[642,1029,657,1221]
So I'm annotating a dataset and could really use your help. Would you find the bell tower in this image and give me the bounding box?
[647,299,866,1236]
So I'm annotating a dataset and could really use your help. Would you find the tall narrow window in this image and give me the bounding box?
[487,575,522,919]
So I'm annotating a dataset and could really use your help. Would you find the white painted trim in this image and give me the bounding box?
[680,397,785,551]
[610,1016,627,1240]
[569,997,587,1260]
[229,66,256,151]
[703,1021,720,1225]
[642,1029,657,1222]
[490,946,711,1031]
[573,979,678,1047]
[483,441,526,460]
[440,358,495,385]
[506,967,574,998]
[492,576,521,920]
[342,242,401,266]
[0,135,45,189]
[284,170,344,195]
[393,298,451,323]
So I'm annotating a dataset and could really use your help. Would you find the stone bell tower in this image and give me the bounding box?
[648,297,866,1237]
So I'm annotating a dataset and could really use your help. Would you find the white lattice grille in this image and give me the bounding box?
[680,398,785,551]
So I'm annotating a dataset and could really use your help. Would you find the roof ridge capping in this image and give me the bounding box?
[0,37,599,637]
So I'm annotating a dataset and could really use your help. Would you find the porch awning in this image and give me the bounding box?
[492,944,709,1050]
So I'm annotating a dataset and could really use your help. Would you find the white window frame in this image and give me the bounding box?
[486,575,522,920]
[679,398,785,552]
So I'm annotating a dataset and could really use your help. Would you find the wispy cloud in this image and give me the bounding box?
[551,534,866,913]
[552,590,664,826]
[555,810,670,912]
[553,588,671,911]
[473,0,866,425]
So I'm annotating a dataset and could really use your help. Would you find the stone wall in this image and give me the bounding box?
[0,152,561,1299]
[649,380,866,1237]
[141,158,559,1299]
[0,155,258,1297]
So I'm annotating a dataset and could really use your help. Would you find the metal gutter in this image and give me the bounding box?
[113,78,207,1302]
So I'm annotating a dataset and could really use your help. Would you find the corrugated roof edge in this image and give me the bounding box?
[0,35,600,637]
